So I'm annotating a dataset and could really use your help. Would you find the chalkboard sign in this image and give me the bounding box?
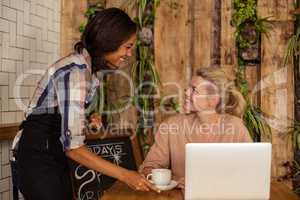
[69,136,137,200]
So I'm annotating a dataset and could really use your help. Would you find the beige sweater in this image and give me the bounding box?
[139,113,252,180]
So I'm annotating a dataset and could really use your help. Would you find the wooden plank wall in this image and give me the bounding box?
[60,0,296,179]
[154,0,190,123]
[60,0,87,56]
[257,0,295,180]
[190,0,214,72]
[221,0,237,76]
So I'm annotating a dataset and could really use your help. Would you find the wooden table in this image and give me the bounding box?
[101,181,300,200]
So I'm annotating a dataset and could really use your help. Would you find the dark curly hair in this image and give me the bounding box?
[74,7,137,73]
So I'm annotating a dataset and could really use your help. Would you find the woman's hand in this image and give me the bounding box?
[88,113,102,133]
[120,170,161,193]
[174,177,185,189]
[66,147,160,193]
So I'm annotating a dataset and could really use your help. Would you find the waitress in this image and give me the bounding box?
[16,8,158,200]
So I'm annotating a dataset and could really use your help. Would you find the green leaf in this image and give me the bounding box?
[79,23,86,33]
[243,105,272,142]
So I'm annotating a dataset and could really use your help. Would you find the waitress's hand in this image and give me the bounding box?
[88,113,102,133]
[173,176,185,189]
[176,177,185,189]
[120,170,160,193]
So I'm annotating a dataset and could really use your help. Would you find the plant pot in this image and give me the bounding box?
[240,42,259,61]
[241,22,257,43]
[239,22,259,61]
[138,27,153,45]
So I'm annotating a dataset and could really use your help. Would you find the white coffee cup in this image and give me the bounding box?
[146,169,171,186]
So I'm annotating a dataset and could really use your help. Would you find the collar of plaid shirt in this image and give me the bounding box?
[81,48,92,72]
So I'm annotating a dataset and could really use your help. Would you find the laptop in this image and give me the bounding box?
[185,143,272,200]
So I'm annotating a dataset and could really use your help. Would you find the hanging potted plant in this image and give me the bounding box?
[231,0,272,63]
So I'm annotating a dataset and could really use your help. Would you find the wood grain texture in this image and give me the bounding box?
[0,123,19,140]
[257,0,294,21]
[191,0,214,72]
[106,0,136,18]
[154,0,190,122]
[102,181,183,200]
[105,0,125,8]
[101,181,300,200]
[260,21,294,178]
[60,0,87,56]
[221,0,237,72]
[246,65,259,106]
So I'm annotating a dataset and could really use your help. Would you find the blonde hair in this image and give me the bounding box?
[196,67,246,118]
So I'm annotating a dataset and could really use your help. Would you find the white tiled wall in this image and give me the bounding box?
[0,0,61,199]
[0,0,61,125]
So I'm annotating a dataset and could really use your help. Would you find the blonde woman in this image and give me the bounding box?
[139,67,253,189]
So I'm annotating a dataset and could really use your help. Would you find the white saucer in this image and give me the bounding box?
[150,180,178,191]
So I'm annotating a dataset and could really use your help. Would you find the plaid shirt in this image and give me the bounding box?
[23,49,99,150]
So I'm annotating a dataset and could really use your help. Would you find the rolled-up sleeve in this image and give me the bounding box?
[54,67,89,150]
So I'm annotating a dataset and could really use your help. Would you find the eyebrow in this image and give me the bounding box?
[124,43,134,47]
